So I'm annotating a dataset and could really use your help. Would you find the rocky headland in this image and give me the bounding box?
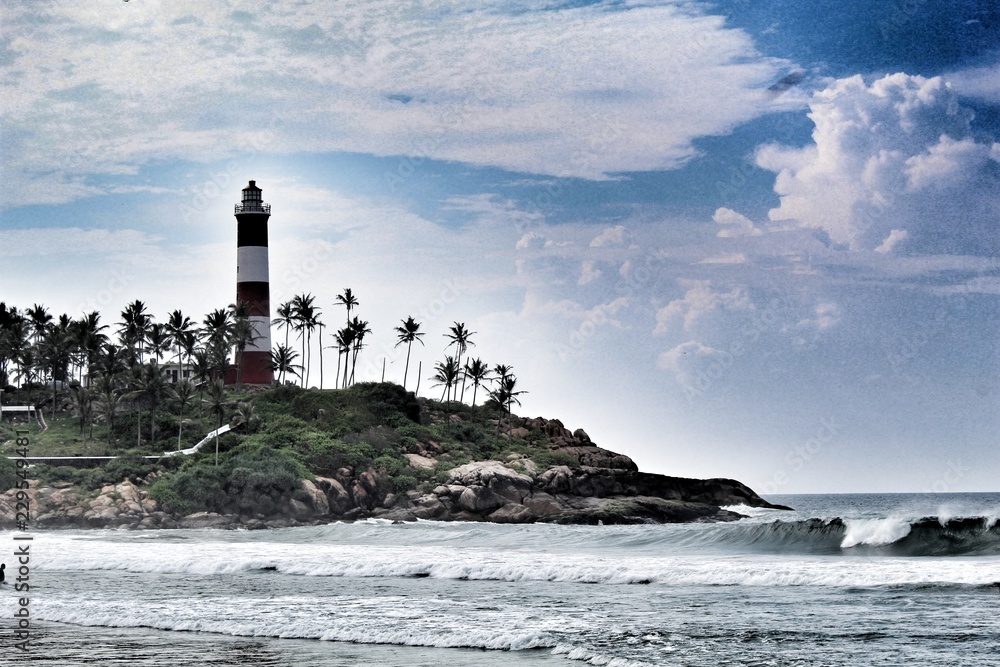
[1,415,788,530]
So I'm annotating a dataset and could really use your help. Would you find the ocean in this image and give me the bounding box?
[3,492,998,666]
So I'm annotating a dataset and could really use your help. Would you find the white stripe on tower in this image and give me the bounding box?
[237,247,270,284]
[246,316,272,353]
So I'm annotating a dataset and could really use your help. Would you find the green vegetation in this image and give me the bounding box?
[0,297,582,519]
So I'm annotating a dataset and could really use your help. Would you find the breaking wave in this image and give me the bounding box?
[695,515,1000,556]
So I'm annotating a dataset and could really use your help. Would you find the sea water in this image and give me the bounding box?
[2,492,998,666]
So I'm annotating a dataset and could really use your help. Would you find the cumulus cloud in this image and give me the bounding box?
[657,340,723,383]
[756,73,1000,255]
[713,207,762,237]
[654,281,752,335]
[874,229,909,254]
[589,225,626,248]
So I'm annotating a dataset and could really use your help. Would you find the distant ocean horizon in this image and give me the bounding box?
[4,492,999,666]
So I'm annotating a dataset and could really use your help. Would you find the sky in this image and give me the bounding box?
[1,0,998,494]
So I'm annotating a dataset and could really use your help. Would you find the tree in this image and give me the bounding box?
[269,345,301,384]
[334,288,359,326]
[393,316,424,391]
[202,379,229,466]
[35,317,73,419]
[93,373,121,447]
[464,357,490,407]
[347,316,371,386]
[124,362,173,447]
[145,322,171,364]
[118,300,151,364]
[445,322,476,403]
[291,293,317,387]
[201,309,232,379]
[166,309,193,375]
[26,303,52,345]
[431,355,461,402]
[73,311,108,385]
[68,382,95,441]
[272,301,295,352]
[170,379,196,449]
[228,302,258,387]
[488,371,527,445]
[333,327,354,389]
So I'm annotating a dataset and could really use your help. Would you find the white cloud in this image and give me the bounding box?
[874,229,909,254]
[516,232,545,250]
[713,207,762,238]
[657,340,723,382]
[589,225,626,248]
[797,301,841,332]
[654,281,752,335]
[756,73,1000,254]
[578,260,602,285]
[1,1,794,208]
[697,253,747,265]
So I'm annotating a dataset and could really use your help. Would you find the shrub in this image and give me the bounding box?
[150,445,308,517]
[0,456,16,492]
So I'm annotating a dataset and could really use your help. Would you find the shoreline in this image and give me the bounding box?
[1,459,789,531]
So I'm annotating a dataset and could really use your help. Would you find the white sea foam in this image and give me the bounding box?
[29,529,997,588]
[840,517,912,548]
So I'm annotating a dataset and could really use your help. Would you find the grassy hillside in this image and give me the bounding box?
[1,382,579,515]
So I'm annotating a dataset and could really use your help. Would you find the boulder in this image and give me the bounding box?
[300,479,330,515]
[404,453,437,470]
[487,503,534,523]
[456,486,506,514]
[315,477,351,515]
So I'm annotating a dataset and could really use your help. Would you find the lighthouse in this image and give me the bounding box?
[233,180,274,384]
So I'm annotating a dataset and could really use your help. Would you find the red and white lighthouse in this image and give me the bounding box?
[233,180,274,385]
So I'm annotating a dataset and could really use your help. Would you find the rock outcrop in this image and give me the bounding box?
[0,415,788,529]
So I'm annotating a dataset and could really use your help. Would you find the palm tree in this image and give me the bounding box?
[291,293,317,387]
[269,345,301,384]
[431,355,461,402]
[145,323,171,364]
[272,301,295,352]
[68,383,95,441]
[394,316,424,391]
[93,373,121,447]
[35,318,73,419]
[464,357,490,407]
[488,372,527,445]
[334,288,359,326]
[445,322,476,403]
[190,349,213,417]
[170,379,196,448]
[348,316,371,386]
[27,303,52,344]
[228,301,258,387]
[1,317,29,387]
[118,300,151,364]
[201,309,232,379]
[333,327,354,389]
[166,309,193,376]
[124,362,173,447]
[202,379,229,466]
[74,311,108,385]
[231,401,259,435]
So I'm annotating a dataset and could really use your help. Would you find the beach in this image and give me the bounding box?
[3,492,999,666]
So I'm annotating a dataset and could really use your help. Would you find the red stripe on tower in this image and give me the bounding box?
[233,180,274,384]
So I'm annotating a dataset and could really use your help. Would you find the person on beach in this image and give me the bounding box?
[0,563,5,584]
